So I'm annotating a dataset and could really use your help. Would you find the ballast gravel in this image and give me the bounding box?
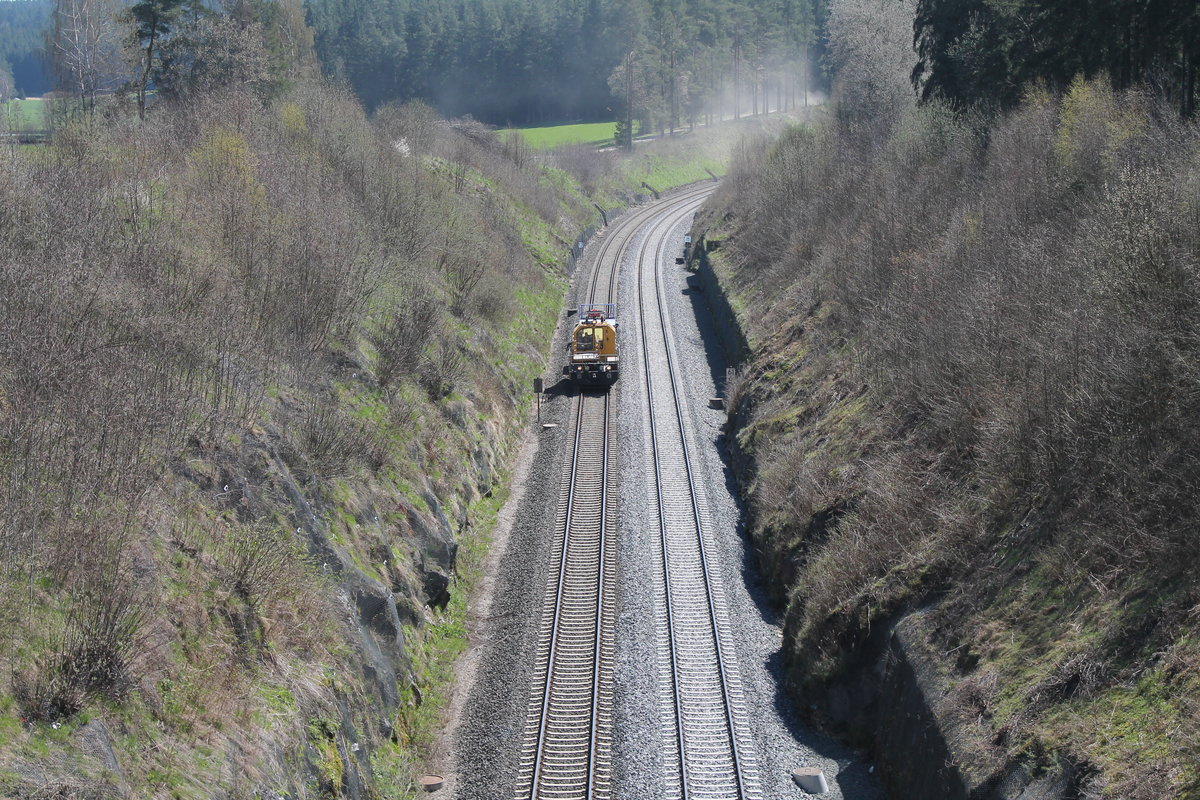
[450,298,579,800]
[452,192,886,800]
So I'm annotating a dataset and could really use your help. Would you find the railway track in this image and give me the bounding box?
[635,199,763,800]
[517,183,761,800]
[515,187,690,800]
[515,388,617,800]
[573,183,715,305]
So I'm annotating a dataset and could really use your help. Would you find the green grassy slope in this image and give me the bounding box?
[0,97,44,130]
[500,121,617,149]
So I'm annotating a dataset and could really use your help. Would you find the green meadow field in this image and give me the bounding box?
[1,98,46,130]
[501,121,617,149]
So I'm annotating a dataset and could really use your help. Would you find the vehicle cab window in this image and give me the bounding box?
[576,326,604,350]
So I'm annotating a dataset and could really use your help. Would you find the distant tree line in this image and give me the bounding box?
[0,0,52,98]
[303,0,830,126]
[6,0,830,125]
[914,0,1199,116]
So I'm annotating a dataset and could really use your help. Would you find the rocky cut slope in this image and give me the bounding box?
[692,80,1200,799]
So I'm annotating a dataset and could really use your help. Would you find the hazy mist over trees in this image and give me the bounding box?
[0,0,52,97]
[3,0,831,124]
[303,0,830,125]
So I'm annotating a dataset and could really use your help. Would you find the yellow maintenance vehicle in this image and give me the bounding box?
[564,304,619,387]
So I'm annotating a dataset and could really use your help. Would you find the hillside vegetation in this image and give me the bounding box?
[0,82,580,796]
[701,71,1200,800]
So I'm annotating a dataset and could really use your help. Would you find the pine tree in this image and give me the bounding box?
[126,0,185,117]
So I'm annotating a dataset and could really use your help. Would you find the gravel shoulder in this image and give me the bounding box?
[449,297,579,800]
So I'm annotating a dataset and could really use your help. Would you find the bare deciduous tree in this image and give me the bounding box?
[48,0,124,113]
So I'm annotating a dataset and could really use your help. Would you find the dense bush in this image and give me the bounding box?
[717,77,1200,795]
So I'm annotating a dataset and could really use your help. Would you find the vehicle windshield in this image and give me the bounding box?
[576,326,604,351]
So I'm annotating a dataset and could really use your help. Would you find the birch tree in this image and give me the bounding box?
[48,0,123,113]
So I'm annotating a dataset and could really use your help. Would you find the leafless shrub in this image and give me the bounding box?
[442,252,488,316]
[216,523,307,607]
[451,160,468,194]
[292,397,379,477]
[502,131,531,172]
[722,366,752,420]
[0,74,582,774]
[420,335,466,401]
[13,566,144,722]
[550,144,617,194]
[13,665,85,724]
[372,289,441,391]
[437,115,578,228]
[952,668,999,718]
[160,15,274,99]
[718,71,1200,790]
[475,269,517,323]
[373,99,440,155]
[1033,650,1109,705]
[827,0,919,123]
[58,586,143,701]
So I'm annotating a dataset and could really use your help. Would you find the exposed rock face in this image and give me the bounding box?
[841,612,1076,800]
[343,568,408,711]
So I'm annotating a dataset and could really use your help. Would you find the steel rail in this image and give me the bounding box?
[635,195,758,800]
[580,184,714,306]
[526,390,610,799]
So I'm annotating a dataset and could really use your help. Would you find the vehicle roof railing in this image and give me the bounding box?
[576,303,618,321]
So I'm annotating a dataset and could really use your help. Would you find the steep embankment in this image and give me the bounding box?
[692,84,1200,799]
[0,86,582,798]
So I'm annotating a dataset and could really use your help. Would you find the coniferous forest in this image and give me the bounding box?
[913,0,1198,115]
[0,0,51,98]
[302,0,827,125]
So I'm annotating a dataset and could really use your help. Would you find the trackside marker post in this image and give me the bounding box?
[534,378,544,424]
[792,767,829,793]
